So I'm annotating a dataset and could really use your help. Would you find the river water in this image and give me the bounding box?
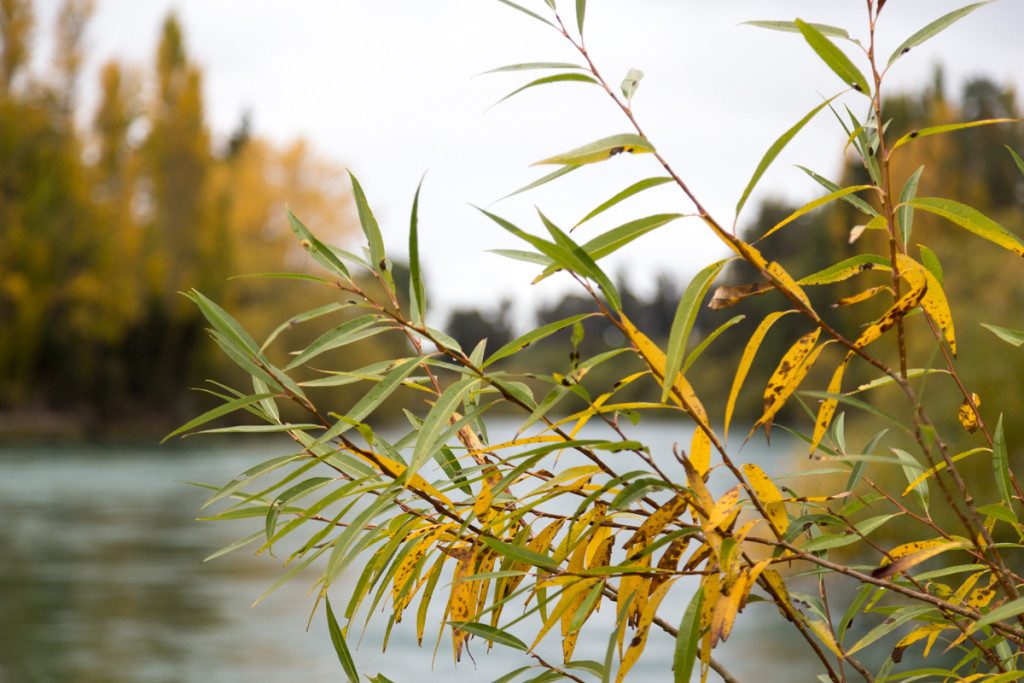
[0,426,824,682]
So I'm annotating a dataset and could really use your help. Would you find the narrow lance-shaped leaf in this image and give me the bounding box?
[896,165,924,247]
[479,61,584,74]
[742,20,851,39]
[325,595,361,683]
[287,208,351,279]
[736,94,839,218]
[493,72,598,106]
[993,415,1014,505]
[724,310,796,440]
[672,585,704,683]
[493,0,556,28]
[163,392,278,442]
[751,330,825,442]
[485,313,591,367]
[348,175,387,278]
[892,119,1015,151]
[909,197,1024,257]
[1008,145,1024,177]
[795,19,869,94]
[408,174,427,324]
[887,2,994,66]
[758,185,875,242]
[661,259,729,402]
[575,176,674,228]
[796,166,878,216]
[575,0,585,34]
[538,210,622,312]
[982,323,1024,347]
[533,133,655,166]
[809,352,854,457]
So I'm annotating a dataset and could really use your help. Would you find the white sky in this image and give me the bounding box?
[34,0,1024,318]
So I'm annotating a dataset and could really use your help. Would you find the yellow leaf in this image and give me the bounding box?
[833,285,893,307]
[448,544,479,662]
[958,393,981,433]
[809,351,853,457]
[871,539,968,579]
[561,578,602,662]
[724,310,796,440]
[652,535,690,592]
[751,330,825,441]
[622,495,688,556]
[854,272,927,349]
[707,485,741,532]
[358,452,454,508]
[897,253,956,354]
[761,569,795,620]
[806,620,844,657]
[615,577,678,683]
[690,429,711,478]
[473,481,494,522]
[618,563,651,632]
[531,579,593,650]
[620,313,717,443]
[742,463,788,537]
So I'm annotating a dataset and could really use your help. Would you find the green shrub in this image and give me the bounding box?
[171,2,1024,680]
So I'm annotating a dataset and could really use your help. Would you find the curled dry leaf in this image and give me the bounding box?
[708,282,773,310]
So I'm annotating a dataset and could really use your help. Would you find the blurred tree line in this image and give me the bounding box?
[0,0,356,434]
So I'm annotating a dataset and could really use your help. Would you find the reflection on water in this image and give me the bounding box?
[0,432,822,682]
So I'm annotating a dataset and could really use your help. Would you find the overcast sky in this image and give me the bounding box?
[35,0,1024,318]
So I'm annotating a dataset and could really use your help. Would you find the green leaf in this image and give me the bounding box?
[409,174,427,325]
[759,185,876,242]
[574,176,674,227]
[410,377,480,475]
[848,605,937,654]
[892,119,1015,151]
[493,0,556,28]
[495,72,598,106]
[266,477,334,545]
[163,392,278,442]
[893,448,929,513]
[919,244,943,286]
[620,68,643,102]
[982,323,1024,347]
[499,164,582,203]
[286,314,383,370]
[1007,145,1024,177]
[736,94,839,218]
[797,254,890,285]
[202,529,265,563]
[480,61,584,74]
[538,210,622,311]
[287,208,351,279]
[795,166,878,217]
[683,314,744,374]
[260,302,346,353]
[485,313,591,367]
[742,20,851,40]
[575,0,586,34]
[325,595,360,682]
[339,357,424,435]
[908,197,1024,257]
[198,454,303,510]
[887,2,994,66]
[482,536,560,571]
[450,621,528,651]
[795,19,869,94]
[533,133,655,166]
[488,248,553,267]
[189,290,262,357]
[349,172,394,289]
[993,415,1014,505]
[673,586,704,682]
[893,165,924,247]
[661,259,729,402]
[536,214,682,283]
[971,596,1024,632]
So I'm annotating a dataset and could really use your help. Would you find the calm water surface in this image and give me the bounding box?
[0,427,822,682]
